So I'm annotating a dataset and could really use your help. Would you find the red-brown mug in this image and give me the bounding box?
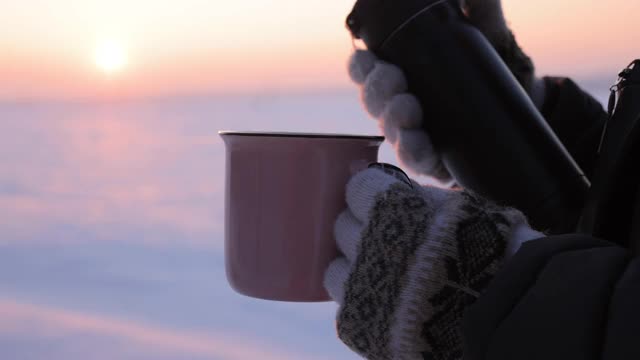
[219,131,384,302]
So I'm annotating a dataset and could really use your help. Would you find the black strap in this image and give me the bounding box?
[578,60,640,250]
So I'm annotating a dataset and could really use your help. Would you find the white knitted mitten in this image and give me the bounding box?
[324,165,542,360]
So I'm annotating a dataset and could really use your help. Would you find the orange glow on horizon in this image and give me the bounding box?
[1,0,639,99]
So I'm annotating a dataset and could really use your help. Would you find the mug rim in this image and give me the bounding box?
[218,130,385,141]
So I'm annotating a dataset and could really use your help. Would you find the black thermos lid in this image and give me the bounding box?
[347,0,461,50]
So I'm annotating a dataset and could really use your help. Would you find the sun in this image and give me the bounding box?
[94,40,128,74]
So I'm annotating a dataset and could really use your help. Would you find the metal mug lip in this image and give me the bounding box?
[368,162,414,189]
[218,130,385,141]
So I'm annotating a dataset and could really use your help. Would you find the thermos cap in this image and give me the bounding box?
[347,0,459,50]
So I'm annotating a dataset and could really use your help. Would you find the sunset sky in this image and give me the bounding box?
[1,0,639,100]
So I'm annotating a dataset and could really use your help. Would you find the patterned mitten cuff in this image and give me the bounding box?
[415,192,528,360]
[325,167,530,360]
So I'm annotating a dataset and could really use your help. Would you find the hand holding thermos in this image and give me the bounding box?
[347,0,589,233]
[349,0,547,183]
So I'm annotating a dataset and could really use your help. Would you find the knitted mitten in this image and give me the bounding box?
[324,166,541,360]
[348,0,544,182]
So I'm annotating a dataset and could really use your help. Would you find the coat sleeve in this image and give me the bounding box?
[540,77,608,179]
[461,234,640,360]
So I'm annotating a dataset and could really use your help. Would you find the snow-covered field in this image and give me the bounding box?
[0,82,608,359]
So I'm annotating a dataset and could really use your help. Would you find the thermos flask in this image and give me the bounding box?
[346,0,590,232]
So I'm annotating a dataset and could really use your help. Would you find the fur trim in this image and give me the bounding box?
[380,119,398,144]
[324,257,351,305]
[396,129,451,183]
[363,62,408,118]
[348,49,377,85]
[383,93,424,129]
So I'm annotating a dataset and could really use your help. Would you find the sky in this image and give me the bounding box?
[1,0,639,100]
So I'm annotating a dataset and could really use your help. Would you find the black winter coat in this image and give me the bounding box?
[461,77,640,359]
[463,235,640,360]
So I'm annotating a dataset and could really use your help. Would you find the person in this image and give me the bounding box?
[323,0,640,359]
